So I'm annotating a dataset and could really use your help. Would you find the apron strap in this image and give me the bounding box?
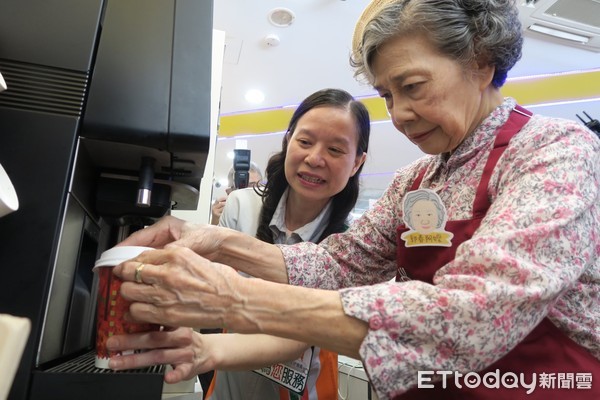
[472,105,532,216]
[409,168,427,191]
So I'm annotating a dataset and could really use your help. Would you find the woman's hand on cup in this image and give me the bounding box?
[113,247,247,330]
[167,223,230,262]
[106,327,218,383]
[117,215,233,263]
[117,215,187,249]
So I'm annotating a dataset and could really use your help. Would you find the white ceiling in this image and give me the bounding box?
[213,0,600,115]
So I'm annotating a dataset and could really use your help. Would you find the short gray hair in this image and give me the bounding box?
[351,0,523,88]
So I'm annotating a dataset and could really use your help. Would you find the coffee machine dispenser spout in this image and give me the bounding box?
[137,156,155,207]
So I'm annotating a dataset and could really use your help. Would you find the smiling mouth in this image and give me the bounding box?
[409,129,434,142]
[299,174,325,184]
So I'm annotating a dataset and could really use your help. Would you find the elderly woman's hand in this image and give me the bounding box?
[117,215,187,249]
[166,223,233,263]
[113,247,248,330]
[117,215,239,264]
[106,327,218,383]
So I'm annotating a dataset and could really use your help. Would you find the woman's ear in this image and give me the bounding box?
[475,60,496,91]
[351,152,367,177]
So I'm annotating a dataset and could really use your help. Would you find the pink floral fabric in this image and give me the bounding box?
[280,98,600,399]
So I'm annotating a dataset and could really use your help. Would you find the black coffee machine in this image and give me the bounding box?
[0,0,213,399]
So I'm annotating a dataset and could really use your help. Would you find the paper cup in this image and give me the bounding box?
[93,246,160,369]
[0,163,18,218]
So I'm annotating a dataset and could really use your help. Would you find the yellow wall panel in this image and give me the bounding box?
[218,69,600,137]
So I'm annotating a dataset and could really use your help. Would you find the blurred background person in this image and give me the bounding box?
[210,161,263,225]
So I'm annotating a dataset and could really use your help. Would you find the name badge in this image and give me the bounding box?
[253,346,314,395]
[400,189,453,247]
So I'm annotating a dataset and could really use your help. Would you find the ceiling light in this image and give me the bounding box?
[528,24,590,44]
[268,8,295,27]
[245,89,265,104]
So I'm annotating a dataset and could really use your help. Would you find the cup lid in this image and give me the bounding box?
[93,246,154,270]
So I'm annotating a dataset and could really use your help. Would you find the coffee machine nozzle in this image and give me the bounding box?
[137,156,156,208]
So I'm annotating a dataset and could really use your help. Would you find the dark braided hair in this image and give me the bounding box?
[254,88,370,244]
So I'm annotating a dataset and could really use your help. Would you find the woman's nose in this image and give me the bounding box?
[304,148,326,167]
[389,99,415,127]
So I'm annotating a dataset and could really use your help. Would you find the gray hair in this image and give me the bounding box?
[403,190,445,229]
[351,0,523,88]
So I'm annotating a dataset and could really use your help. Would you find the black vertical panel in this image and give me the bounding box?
[169,0,213,152]
[82,0,173,148]
[0,0,103,71]
[0,0,214,398]
[0,0,104,398]
[0,110,81,400]
[82,0,213,154]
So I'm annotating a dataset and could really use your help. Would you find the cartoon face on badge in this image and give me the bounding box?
[401,189,454,247]
[408,198,443,234]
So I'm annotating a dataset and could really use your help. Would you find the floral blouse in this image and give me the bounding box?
[279,98,600,399]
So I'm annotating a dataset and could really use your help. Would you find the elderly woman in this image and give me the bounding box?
[107,0,599,398]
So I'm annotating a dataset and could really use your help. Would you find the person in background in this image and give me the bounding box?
[204,161,264,389]
[108,0,599,399]
[203,161,264,389]
[210,162,263,225]
[205,87,369,400]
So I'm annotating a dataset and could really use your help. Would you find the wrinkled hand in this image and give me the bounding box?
[167,223,231,263]
[117,215,186,249]
[113,247,247,330]
[106,327,217,383]
[117,215,232,263]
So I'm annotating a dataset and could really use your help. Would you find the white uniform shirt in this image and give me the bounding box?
[210,187,334,400]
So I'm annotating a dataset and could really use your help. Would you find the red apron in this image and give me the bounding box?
[395,106,599,399]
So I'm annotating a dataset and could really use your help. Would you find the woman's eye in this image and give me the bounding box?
[403,81,423,93]
[380,94,393,109]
